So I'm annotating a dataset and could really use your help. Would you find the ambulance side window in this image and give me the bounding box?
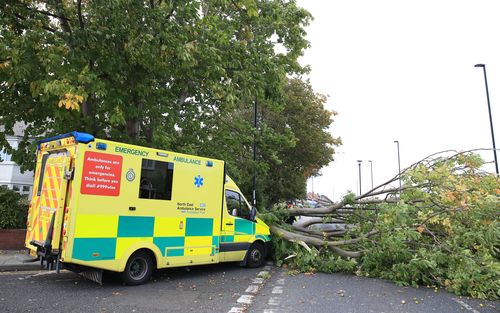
[139,159,174,200]
[225,190,251,220]
[226,190,240,216]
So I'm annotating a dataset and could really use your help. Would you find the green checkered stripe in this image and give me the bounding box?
[220,218,270,243]
[72,216,266,261]
[73,216,216,261]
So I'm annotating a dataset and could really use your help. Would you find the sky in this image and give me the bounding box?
[296,0,500,201]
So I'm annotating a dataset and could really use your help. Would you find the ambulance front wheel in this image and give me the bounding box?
[246,242,265,268]
[121,250,154,285]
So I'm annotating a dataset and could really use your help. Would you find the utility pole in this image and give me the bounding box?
[394,141,402,196]
[475,64,499,175]
[357,160,362,196]
[369,160,374,191]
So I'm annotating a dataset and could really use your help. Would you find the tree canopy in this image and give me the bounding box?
[0,0,339,207]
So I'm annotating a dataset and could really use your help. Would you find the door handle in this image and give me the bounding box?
[129,206,136,211]
[225,222,233,226]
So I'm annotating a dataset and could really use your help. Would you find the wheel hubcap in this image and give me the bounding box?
[251,249,262,263]
[130,257,147,280]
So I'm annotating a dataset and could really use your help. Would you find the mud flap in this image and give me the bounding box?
[64,263,104,285]
[79,270,103,285]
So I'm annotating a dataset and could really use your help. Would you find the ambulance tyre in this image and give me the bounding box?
[121,250,154,285]
[246,242,265,268]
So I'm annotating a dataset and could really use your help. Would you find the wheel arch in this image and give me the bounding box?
[241,239,266,267]
[118,242,161,272]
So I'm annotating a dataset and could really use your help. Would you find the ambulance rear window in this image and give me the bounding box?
[139,159,174,200]
[36,153,50,196]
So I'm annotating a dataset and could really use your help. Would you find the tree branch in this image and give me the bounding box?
[12,12,56,32]
[77,0,84,30]
[50,0,72,34]
[270,225,364,258]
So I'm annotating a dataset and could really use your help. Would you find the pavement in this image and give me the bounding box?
[0,250,41,272]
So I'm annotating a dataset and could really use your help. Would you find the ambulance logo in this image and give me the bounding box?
[194,175,204,188]
[126,169,135,182]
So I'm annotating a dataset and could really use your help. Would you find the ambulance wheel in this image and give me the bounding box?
[246,242,265,268]
[121,251,153,285]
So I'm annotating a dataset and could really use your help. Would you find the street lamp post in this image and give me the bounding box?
[357,160,362,196]
[368,160,374,191]
[252,100,258,207]
[394,141,402,192]
[474,64,499,175]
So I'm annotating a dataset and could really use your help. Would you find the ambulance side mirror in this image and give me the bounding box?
[250,206,257,221]
[231,208,238,217]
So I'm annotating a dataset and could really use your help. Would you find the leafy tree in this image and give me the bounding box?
[1,1,338,207]
[262,78,340,204]
[198,77,340,207]
[0,0,311,172]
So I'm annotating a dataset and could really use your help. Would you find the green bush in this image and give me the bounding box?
[0,186,29,229]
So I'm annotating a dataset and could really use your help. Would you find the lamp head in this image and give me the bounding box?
[474,64,485,68]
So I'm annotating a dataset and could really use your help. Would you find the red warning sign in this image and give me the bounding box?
[81,151,122,196]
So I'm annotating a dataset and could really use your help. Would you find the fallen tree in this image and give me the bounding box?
[260,150,500,300]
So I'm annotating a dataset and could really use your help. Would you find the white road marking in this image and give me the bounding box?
[229,265,273,313]
[451,298,481,313]
[252,277,264,284]
[237,294,254,304]
[268,296,280,306]
[264,274,285,312]
[246,285,259,293]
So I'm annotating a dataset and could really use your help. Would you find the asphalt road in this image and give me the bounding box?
[248,270,498,313]
[0,263,262,313]
[0,263,497,313]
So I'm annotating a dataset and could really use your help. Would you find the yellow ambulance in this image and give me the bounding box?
[25,132,271,285]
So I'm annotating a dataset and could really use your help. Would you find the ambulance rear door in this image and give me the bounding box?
[26,149,72,262]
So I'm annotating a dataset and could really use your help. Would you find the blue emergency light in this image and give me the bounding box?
[96,142,107,150]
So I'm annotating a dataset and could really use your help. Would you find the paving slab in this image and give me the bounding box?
[0,250,41,272]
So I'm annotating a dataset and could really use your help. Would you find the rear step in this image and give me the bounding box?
[30,238,61,271]
[31,238,102,284]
